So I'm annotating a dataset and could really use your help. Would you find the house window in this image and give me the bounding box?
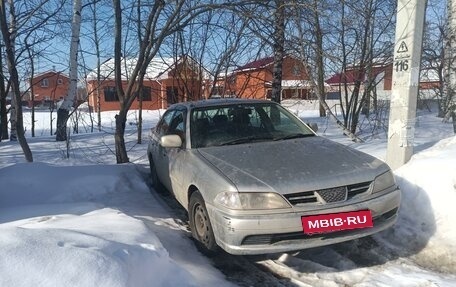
[41,79,49,87]
[104,86,119,102]
[136,86,152,101]
[57,79,63,85]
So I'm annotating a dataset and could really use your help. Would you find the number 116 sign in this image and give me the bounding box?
[395,59,409,72]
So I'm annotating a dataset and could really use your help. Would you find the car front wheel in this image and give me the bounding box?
[189,191,217,252]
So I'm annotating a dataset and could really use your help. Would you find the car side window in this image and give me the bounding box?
[156,110,175,137]
[168,109,187,142]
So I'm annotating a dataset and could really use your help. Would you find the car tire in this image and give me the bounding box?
[189,191,217,252]
[148,154,165,194]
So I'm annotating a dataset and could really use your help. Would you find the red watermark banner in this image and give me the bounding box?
[301,210,373,234]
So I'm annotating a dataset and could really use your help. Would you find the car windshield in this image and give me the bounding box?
[190,102,314,148]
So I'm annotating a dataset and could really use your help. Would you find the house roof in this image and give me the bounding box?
[420,68,440,82]
[86,57,176,81]
[87,56,212,81]
[32,70,69,80]
[326,65,441,85]
[326,65,391,85]
[235,57,275,72]
[326,70,365,85]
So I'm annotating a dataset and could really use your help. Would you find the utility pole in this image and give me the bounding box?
[386,0,427,169]
[445,0,456,133]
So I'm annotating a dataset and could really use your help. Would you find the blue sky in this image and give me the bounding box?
[30,0,446,81]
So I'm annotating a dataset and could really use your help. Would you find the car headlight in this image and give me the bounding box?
[372,170,396,193]
[214,192,291,210]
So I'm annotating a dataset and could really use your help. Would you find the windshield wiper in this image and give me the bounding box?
[219,135,273,146]
[273,133,314,141]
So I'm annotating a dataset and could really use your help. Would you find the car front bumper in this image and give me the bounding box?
[206,187,401,255]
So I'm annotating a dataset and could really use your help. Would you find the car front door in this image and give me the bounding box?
[152,109,175,189]
[156,107,187,194]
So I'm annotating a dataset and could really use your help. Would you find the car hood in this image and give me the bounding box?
[197,136,389,194]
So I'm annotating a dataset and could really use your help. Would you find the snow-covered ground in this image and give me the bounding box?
[1,101,455,286]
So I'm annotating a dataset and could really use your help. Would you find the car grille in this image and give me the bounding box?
[284,181,372,206]
[316,186,347,203]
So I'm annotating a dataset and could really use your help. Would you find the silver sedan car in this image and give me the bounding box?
[147,99,400,255]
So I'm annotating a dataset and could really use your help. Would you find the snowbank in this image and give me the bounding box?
[0,163,198,287]
[1,106,455,286]
[378,136,456,273]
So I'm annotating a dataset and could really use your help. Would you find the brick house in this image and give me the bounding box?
[87,56,208,112]
[27,71,70,107]
[215,56,313,100]
[326,63,440,101]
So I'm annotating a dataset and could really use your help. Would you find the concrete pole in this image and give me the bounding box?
[386,0,427,169]
[445,0,456,128]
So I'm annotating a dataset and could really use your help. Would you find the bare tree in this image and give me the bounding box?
[0,0,66,148]
[421,1,445,114]
[0,43,8,141]
[289,0,363,142]
[91,1,103,132]
[0,0,32,161]
[271,0,285,104]
[24,38,39,137]
[323,0,396,135]
[444,0,456,132]
[56,0,82,141]
[180,9,258,98]
[111,0,246,163]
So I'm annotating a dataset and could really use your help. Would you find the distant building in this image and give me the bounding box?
[326,63,441,101]
[27,71,70,108]
[214,56,315,100]
[86,56,209,112]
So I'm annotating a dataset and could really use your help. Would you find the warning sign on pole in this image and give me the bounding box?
[386,0,427,169]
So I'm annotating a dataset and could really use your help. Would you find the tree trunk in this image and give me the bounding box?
[91,0,102,132]
[451,111,456,133]
[136,0,143,145]
[56,0,82,141]
[0,44,8,141]
[0,87,7,141]
[271,0,285,104]
[444,0,456,127]
[115,113,129,163]
[0,0,32,161]
[26,42,36,137]
[313,0,326,117]
[138,87,143,144]
[113,0,129,163]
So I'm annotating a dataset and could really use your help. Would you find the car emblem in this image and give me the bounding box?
[315,186,348,203]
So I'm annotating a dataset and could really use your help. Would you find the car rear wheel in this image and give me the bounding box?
[189,191,217,252]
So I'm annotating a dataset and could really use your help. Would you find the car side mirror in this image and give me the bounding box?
[307,122,318,133]
[160,134,182,148]
[148,126,156,138]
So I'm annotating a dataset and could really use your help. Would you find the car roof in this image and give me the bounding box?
[169,98,274,110]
